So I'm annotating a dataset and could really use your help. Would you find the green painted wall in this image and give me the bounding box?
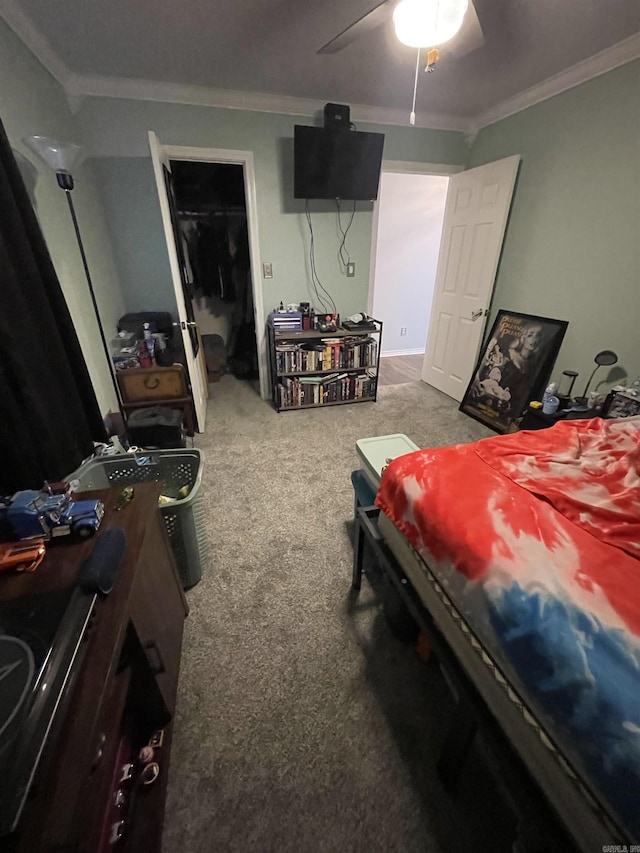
[91,157,175,315]
[76,98,467,322]
[468,59,640,391]
[6,7,637,408]
[0,19,126,416]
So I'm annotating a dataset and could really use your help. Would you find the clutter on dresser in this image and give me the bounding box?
[268,305,302,331]
[579,349,619,403]
[0,487,104,543]
[342,312,378,331]
[0,539,46,573]
[110,326,168,371]
[268,302,343,333]
[556,369,579,409]
[601,388,640,419]
[112,311,177,370]
[526,346,622,420]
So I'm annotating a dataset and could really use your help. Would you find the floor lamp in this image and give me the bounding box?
[24,135,127,437]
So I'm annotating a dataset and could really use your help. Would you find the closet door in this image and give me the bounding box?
[148,131,207,431]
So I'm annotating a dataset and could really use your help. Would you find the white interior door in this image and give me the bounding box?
[421,155,520,401]
[148,131,207,431]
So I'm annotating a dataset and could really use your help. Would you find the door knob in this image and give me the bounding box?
[470,309,486,321]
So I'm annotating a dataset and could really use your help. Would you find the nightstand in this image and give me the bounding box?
[519,406,601,430]
[117,364,195,436]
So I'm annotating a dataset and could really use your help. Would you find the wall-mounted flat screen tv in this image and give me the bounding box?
[294,125,385,201]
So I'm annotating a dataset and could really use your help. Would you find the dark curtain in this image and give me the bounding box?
[0,118,106,494]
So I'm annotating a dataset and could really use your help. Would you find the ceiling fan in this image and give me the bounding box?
[317,0,485,58]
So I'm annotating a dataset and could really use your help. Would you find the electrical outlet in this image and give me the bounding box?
[400,327,407,336]
[262,262,273,279]
[346,262,355,277]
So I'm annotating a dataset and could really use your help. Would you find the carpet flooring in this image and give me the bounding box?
[161,376,523,853]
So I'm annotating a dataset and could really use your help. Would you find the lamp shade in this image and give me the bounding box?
[24,136,82,175]
[393,0,468,48]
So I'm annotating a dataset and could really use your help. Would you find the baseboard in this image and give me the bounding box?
[381,349,425,358]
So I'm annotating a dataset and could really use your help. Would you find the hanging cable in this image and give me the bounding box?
[336,199,356,269]
[305,200,337,315]
[410,47,421,126]
[305,200,329,312]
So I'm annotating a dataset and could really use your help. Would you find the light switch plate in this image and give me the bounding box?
[263,262,273,279]
[346,262,355,277]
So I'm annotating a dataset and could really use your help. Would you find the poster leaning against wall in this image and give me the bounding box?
[460,310,568,434]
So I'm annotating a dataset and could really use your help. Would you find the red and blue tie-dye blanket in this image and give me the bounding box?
[376,417,640,839]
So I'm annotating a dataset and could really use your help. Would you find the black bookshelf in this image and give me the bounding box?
[267,319,383,412]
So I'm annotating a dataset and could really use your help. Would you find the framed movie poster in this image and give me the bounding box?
[460,310,568,434]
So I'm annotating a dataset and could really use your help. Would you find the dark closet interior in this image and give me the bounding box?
[170,160,258,385]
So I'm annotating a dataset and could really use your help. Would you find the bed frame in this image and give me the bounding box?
[352,505,625,852]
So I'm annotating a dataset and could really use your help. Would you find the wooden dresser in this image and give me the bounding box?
[0,483,188,853]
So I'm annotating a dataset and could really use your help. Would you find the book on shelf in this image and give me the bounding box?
[320,372,341,385]
[276,370,376,408]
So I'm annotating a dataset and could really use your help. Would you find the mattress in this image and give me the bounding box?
[375,416,640,846]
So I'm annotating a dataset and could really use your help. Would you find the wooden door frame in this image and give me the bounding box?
[367,160,464,355]
[158,143,268,400]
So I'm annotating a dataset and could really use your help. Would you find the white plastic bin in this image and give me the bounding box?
[356,434,419,489]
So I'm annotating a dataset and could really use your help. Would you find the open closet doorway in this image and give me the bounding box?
[149,136,267,418]
[171,160,259,392]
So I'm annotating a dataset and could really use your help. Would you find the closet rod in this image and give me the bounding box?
[177,208,246,219]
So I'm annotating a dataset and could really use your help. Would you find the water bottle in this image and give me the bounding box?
[542,382,557,405]
[542,394,560,415]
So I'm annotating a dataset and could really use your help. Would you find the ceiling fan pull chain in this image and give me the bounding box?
[410,47,421,125]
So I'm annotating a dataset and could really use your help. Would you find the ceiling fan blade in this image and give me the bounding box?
[448,0,485,57]
[317,1,392,54]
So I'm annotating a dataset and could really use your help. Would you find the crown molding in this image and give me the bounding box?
[350,101,469,132]
[472,31,640,133]
[2,0,638,138]
[0,0,71,87]
[65,71,470,132]
[0,0,467,132]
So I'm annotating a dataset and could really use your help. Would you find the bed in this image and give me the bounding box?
[367,416,640,850]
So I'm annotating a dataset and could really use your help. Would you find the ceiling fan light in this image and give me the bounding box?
[393,0,468,48]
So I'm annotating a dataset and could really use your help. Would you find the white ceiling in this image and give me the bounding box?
[3,0,640,130]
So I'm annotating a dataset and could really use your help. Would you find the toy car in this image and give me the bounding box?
[0,490,104,542]
[0,540,46,573]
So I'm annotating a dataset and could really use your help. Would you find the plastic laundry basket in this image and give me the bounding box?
[69,449,207,589]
